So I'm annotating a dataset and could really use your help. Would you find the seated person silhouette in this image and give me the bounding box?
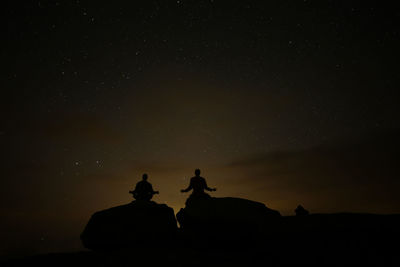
[181,169,216,199]
[129,173,159,201]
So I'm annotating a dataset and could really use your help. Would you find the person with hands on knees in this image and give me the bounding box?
[181,169,216,197]
[130,173,159,201]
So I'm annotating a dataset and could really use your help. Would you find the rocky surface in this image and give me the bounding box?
[177,196,281,243]
[4,213,400,266]
[80,200,177,250]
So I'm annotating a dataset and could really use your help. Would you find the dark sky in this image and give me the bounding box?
[1,0,400,257]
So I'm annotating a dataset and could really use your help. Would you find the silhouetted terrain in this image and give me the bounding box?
[3,211,400,266]
[177,196,281,245]
[4,192,400,266]
[81,200,177,250]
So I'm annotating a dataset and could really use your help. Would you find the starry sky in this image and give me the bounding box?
[1,0,400,258]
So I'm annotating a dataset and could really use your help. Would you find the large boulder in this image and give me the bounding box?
[81,201,177,250]
[177,196,281,243]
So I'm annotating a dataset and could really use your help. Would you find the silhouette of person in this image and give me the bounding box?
[181,169,216,197]
[129,173,159,201]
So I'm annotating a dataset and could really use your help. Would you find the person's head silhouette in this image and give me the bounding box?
[194,169,201,176]
[142,173,148,181]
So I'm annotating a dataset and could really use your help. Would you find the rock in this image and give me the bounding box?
[81,201,177,250]
[177,197,281,243]
[295,205,309,216]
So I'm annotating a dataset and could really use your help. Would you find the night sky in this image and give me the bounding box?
[1,0,400,257]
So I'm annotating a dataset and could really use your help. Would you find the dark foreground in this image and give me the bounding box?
[3,213,400,266]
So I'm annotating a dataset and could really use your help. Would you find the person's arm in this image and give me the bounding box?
[149,184,159,194]
[181,179,193,193]
[130,182,140,194]
[204,179,216,192]
[129,183,138,196]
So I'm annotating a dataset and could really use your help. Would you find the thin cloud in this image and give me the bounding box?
[227,129,400,214]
